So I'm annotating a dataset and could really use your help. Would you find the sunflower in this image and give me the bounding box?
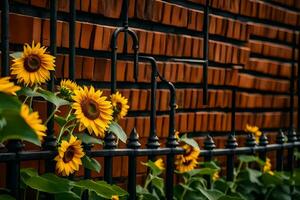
[212,171,220,181]
[175,156,198,173]
[54,135,85,176]
[72,86,113,138]
[263,158,274,176]
[11,41,55,86]
[110,92,129,121]
[154,158,165,170]
[111,195,119,200]
[175,142,200,173]
[245,124,261,143]
[20,104,46,142]
[0,77,21,95]
[59,79,79,100]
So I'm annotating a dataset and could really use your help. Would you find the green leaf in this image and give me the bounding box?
[200,161,221,170]
[10,52,23,59]
[213,179,230,193]
[186,168,218,177]
[38,88,70,107]
[150,175,165,196]
[20,168,39,189]
[197,187,220,200]
[261,173,283,187]
[206,189,224,199]
[238,155,259,163]
[55,192,80,200]
[41,173,72,186]
[82,155,101,173]
[180,134,200,150]
[74,133,102,145]
[108,121,127,143]
[18,87,70,108]
[142,160,162,176]
[0,194,15,200]
[0,92,21,112]
[73,180,127,199]
[217,196,244,200]
[54,115,67,127]
[0,109,40,146]
[25,175,72,193]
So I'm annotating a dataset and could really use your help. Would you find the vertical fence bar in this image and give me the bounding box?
[287,31,297,171]
[69,0,76,80]
[204,135,215,188]
[44,0,57,173]
[202,0,209,105]
[146,58,160,157]
[127,128,141,200]
[166,82,178,200]
[1,0,9,76]
[258,132,268,161]
[276,130,285,171]
[298,34,300,168]
[226,88,238,181]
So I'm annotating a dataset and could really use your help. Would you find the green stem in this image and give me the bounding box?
[56,109,73,143]
[180,174,190,200]
[144,175,152,189]
[36,191,39,200]
[23,187,27,200]
[44,107,57,125]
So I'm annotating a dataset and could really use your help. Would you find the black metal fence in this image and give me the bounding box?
[1,0,300,200]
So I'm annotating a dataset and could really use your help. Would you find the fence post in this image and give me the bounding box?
[6,141,23,199]
[127,128,141,200]
[204,135,215,188]
[166,82,178,200]
[104,133,116,184]
[258,132,268,161]
[276,130,285,171]
[226,88,238,181]
[43,0,57,174]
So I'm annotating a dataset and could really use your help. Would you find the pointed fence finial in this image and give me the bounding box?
[259,132,268,146]
[127,128,141,149]
[276,129,285,144]
[104,132,117,149]
[226,134,238,149]
[204,135,216,150]
[287,128,297,143]
[245,133,256,147]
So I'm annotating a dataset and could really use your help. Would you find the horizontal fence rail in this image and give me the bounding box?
[1,0,300,200]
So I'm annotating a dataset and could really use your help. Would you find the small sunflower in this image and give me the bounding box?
[245,124,261,143]
[111,195,119,200]
[263,158,274,176]
[154,158,165,170]
[20,104,46,142]
[72,86,113,138]
[59,79,79,100]
[11,41,55,86]
[175,156,198,173]
[212,171,220,181]
[0,77,21,95]
[54,135,85,176]
[110,92,129,121]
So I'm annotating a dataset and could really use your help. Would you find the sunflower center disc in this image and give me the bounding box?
[63,147,75,163]
[116,102,122,113]
[81,99,100,120]
[24,55,41,72]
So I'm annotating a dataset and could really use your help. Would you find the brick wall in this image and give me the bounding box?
[0,0,299,186]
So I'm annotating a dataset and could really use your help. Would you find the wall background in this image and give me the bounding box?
[1,0,299,186]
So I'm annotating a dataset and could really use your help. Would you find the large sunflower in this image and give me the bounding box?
[72,86,113,138]
[181,144,200,161]
[20,104,46,142]
[54,135,84,176]
[175,156,198,173]
[11,41,55,86]
[110,91,129,121]
[0,77,21,95]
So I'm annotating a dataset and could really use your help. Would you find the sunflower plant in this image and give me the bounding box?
[0,41,130,199]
